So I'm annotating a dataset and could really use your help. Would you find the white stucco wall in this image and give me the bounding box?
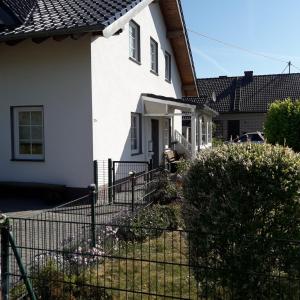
[0,37,93,188]
[91,2,183,162]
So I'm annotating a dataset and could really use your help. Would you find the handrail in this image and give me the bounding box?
[174,130,193,153]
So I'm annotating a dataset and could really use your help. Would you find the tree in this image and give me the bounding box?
[264,99,300,152]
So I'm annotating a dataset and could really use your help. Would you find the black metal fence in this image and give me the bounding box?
[3,165,300,299]
[1,168,166,299]
[5,219,300,300]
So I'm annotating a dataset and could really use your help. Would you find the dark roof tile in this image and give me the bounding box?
[185,73,300,113]
[0,0,143,40]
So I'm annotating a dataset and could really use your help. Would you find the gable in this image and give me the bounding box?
[0,0,198,97]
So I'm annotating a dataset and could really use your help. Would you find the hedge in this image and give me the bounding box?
[183,143,300,298]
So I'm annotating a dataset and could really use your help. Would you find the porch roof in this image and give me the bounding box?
[142,93,218,117]
[142,93,196,117]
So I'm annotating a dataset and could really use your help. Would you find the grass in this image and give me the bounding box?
[93,231,198,299]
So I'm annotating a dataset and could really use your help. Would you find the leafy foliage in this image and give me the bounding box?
[264,99,300,151]
[117,204,179,242]
[11,261,111,300]
[183,143,300,299]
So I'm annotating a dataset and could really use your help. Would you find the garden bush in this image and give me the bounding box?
[116,204,179,242]
[11,260,111,300]
[264,99,300,152]
[183,143,300,299]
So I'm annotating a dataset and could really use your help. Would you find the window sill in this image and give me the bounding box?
[11,158,45,162]
[165,78,171,84]
[129,57,141,65]
[150,70,159,76]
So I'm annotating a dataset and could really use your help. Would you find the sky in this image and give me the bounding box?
[181,0,300,78]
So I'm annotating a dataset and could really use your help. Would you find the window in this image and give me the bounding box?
[165,51,171,82]
[201,117,206,144]
[12,106,44,160]
[129,21,140,63]
[150,38,158,74]
[131,113,142,154]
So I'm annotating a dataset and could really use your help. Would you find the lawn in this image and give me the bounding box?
[93,230,199,299]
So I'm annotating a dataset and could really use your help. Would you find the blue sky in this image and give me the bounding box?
[181,0,300,78]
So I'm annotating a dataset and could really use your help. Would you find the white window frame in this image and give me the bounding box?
[150,38,158,74]
[131,113,141,155]
[165,51,172,82]
[12,106,44,161]
[129,20,140,62]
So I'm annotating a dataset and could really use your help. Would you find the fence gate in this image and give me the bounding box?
[94,159,152,205]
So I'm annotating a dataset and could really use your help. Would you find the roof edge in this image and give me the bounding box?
[102,0,154,38]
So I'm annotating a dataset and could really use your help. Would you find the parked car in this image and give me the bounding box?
[228,132,265,144]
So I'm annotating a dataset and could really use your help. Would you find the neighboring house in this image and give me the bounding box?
[0,0,214,191]
[185,71,300,140]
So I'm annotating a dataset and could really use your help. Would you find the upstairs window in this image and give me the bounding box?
[12,106,44,160]
[150,38,158,74]
[129,21,141,63]
[131,113,142,155]
[165,51,172,82]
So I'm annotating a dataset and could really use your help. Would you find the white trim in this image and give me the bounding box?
[142,95,196,110]
[102,0,154,38]
[13,106,44,161]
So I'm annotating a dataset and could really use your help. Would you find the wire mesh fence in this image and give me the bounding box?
[1,168,166,299]
[6,220,300,300]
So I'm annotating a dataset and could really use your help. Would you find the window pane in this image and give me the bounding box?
[31,111,42,125]
[19,143,31,154]
[165,53,171,80]
[19,126,30,140]
[151,40,158,72]
[32,143,43,155]
[129,24,137,59]
[14,107,44,159]
[31,126,43,140]
[19,112,30,125]
[131,113,140,152]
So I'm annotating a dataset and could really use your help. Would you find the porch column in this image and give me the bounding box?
[171,116,175,142]
[206,117,209,145]
[199,115,203,149]
[191,112,197,158]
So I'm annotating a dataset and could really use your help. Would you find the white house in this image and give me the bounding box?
[0,0,215,192]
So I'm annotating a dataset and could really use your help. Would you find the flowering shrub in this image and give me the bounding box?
[183,143,300,298]
[61,225,118,271]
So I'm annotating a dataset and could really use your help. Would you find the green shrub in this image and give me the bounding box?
[10,260,111,300]
[183,143,300,299]
[117,204,179,241]
[264,99,300,152]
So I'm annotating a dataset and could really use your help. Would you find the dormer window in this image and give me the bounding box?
[129,20,141,63]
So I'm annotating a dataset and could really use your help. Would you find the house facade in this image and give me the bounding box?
[189,71,300,140]
[0,0,214,190]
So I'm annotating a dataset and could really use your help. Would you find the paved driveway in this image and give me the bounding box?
[0,196,54,218]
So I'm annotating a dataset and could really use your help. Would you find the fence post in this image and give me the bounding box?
[89,184,97,248]
[129,171,136,213]
[149,159,153,181]
[108,158,113,204]
[93,160,98,191]
[1,216,9,300]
